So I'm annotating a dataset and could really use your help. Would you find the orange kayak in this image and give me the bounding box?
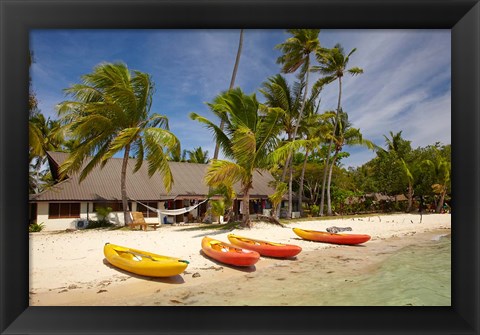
[201,236,260,267]
[227,234,302,258]
[293,228,371,245]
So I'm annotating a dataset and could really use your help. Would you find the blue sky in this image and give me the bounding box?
[30,29,451,168]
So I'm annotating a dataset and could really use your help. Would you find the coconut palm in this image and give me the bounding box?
[187,146,210,164]
[260,75,304,217]
[400,158,415,212]
[260,75,303,180]
[275,29,321,218]
[296,99,332,216]
[190,88,283,228]
[29,113,65,193]
[312,43,363,216]
[423,152,451,213]
[29,113,64,160]
[57,62,180,225]
[324,110,374,215]
[208,183,236,223]
[205,29,245,224]
[213,29,244,160]
[169,149,187,162]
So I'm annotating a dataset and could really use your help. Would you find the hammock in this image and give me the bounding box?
[131,198,209,216]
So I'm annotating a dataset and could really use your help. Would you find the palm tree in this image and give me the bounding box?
[29,113,65,193]
[400,158,415,212]
[260,74,303,180]
[275,29,321,218]
[312,43,363,216]
[57,62,180,225]
[190,88,283,228]
[187,146,209,164]
[29,113,64,158]
[205,29,244,224]
[377,131,415,210]
[324,110,374,215]
[213,29,244,160]
[260,74,304,217]
[423,152,451,213]
[208,183,236,223]
[169,149,187,162]
[295,88,326,216]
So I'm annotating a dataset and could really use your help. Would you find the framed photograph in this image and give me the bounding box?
[1,0,478,334]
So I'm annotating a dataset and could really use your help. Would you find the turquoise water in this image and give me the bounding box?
[304,234,452,306]
[154,233,451,306]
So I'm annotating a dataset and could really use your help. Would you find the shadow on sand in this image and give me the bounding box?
[102,258,186,284]
[198,250,257,273]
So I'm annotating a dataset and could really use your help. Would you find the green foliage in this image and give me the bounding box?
[310,204,320,216]
[187,147,209,164]
[95,206,113,223]
[269,181,288,212]
[29,222,45,232]
[191,88,284,227]
[86,220,114,229]
[210,200,226,218]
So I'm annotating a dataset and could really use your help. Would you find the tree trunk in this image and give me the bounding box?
[276,133,293,218]
[213,29,244,159]
[406,183,413,212]
[208,29,244,224]
[436,187,447,213]
[298,148,310,217]
[320,76,342,216]
[288,160,293,218]
[241,182,252,228]
[121,144,131,226]
[286,61,310,218]
[326,151,339,216]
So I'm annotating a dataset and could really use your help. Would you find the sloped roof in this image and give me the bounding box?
[30,151,276,202]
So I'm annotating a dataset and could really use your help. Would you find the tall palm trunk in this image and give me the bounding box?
[326,150,339,215]
[121,144,131,226]
[406,183,414,212]
[241,181,252,228]
[287,63,310,218]
[275,133,292,218]
[320,76,342,216]
[436,184,447,213]
[213,29,244,159]
[298,148,310,216]
[207,29,244,224]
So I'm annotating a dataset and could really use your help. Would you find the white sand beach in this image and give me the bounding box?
[29,213,451,306]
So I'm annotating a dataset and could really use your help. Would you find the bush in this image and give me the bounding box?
[95,206,112,222]
[310,204,320,217]
[29,222,45,232]
[86,220,114,229]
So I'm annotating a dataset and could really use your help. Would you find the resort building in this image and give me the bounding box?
[29,152,277,231]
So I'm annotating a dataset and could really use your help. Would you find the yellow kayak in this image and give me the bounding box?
[103,243,189,277]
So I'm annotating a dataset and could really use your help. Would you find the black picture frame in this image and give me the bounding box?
[1,0,478,334]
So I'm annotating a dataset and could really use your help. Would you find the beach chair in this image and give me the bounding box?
[128,212,160,231]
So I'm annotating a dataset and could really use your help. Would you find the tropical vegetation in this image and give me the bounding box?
[191,88,284,227]
[28,30,451,229]
[56,62,180,226]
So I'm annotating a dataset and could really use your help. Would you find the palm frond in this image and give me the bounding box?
[190,112,234,158]
[102,127,141,162]
[204,160,245,187]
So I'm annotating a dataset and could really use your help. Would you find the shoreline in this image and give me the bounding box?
[29,213,451,306]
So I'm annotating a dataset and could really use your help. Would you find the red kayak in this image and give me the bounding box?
[201,236,260,267]
[227,234,302,258]
[293,228,371,245]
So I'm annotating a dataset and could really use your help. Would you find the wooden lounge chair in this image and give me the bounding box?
[128,211,160,231]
